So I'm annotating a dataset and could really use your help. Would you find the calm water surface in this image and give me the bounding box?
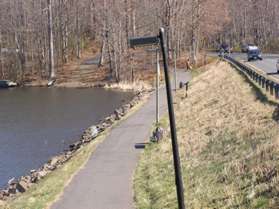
[0,87,133,188]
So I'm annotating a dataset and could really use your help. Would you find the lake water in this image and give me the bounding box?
[0,87,133,188]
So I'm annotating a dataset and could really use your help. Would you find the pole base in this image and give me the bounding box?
[150,127,164,143]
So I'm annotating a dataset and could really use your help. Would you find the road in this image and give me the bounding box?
[50,70,191,209]
[230,53,279,77]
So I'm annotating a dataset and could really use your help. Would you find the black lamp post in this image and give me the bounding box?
[129,27,186,209]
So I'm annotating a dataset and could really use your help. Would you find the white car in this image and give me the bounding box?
[277,59,279,73]
[8,81,17,87]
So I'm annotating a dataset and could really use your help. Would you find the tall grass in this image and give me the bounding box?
[134,62,279,209]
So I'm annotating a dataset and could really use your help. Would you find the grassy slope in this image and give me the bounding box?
[134,61,279,209]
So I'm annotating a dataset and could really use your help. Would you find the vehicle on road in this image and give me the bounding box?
[247,46,263,61]
[220,43,231,54]
[0,80,17,88]
[277,59,279,73]
[241,43,253,53]
[219,48,225,58]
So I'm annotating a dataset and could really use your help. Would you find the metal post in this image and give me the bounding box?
[158,27,185,209]
[174,50,177,91]
[275,85,279,100]
[270,82,274,95]
[156,49,160,126]
[266,80,269,92]
[262,78,265,88]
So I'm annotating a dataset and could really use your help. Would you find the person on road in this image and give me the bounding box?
[185,58,192,70]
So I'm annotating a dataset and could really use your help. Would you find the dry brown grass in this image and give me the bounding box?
[134,61,279,209]
[104,80,152,92]
[177,61,276,154]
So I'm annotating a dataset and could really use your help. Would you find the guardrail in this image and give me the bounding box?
[224,56,279,100]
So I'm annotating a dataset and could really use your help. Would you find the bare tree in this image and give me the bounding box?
[0,0,278,82]
[47,0,55,79]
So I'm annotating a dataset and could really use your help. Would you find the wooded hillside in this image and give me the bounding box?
[0,0,278,82]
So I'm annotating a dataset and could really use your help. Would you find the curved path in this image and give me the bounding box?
[231,53,279,77]
[50,71,191,209]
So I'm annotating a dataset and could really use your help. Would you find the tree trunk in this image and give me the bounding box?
[99,34,106,67]
[76,3,81,59]
[0,31,3,79]
[47,0,55,79]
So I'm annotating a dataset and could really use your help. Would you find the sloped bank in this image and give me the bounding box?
[0,89,149,202]
[134,61,279,209]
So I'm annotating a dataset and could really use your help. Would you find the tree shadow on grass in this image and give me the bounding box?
[229,64,279,122]
[231,66,277,106]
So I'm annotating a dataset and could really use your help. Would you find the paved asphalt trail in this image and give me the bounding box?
[50,71,191,209]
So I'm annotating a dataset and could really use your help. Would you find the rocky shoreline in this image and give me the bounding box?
[0,90,148,201]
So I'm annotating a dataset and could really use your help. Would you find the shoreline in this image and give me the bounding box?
[18,80,153,93]
[0,86,150,201]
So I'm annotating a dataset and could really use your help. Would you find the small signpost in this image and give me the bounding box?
[129,28,186,209]
[129,36,159,48]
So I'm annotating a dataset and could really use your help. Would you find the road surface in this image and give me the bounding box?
[50,71,191,209]
[230,53,279,77]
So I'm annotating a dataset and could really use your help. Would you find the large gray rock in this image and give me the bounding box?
[105,116,114,123]
[38,170,48,178]
[48,156,60,167]
[8,178,17,186]
[0,190,9,200]
[20,176,31,184]
[83,126,99,143]
[0,191,4,200]
[88,126,99,138]
[114,109,122,120]
[100,122,109,129]
[69,141,82,151]
[30,169,36,174]
[121,104,130,115]
[7,185,16,194]
[44,163,56,171]
[30,173,38,183]
[16,180,29,193]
